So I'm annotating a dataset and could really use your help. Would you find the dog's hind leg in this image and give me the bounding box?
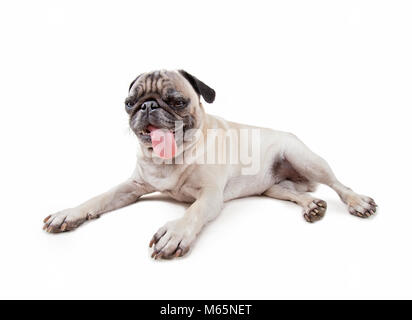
[281,134,377,218]
[264,180,327,222]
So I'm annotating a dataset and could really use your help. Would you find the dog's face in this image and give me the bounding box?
[125,70,215,156]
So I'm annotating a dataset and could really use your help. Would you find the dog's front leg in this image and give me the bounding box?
[150,187,223,259]
[43,179,153,233]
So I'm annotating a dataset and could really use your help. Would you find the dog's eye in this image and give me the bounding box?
[125,102,134,109]
[173,99,186,108]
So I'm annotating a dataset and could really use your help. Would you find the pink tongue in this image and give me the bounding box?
[148,125,177,159]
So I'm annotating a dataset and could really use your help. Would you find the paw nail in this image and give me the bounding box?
[43,215,51,223]
[155,252,163,260]
[175,249,182,257]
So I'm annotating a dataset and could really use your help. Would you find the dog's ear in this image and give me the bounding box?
[128,74,142,92]
[178,70,216,103]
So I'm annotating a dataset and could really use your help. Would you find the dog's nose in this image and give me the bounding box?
[141,100,159,112]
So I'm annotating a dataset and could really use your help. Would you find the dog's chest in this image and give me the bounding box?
[141,165,182,191]
[137,163,198,202]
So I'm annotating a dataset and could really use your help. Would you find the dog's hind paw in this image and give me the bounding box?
[303,199,327,223]
[347,195,377,218]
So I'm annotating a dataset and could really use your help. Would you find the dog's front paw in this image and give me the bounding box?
[347,194,377,218]
[43,208,87,233]
[149,219,195,259]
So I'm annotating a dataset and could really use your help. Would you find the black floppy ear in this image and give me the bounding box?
[128,74,142,92]
[178,70,216,103]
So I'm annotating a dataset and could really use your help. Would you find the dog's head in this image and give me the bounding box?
[125,70,215,158]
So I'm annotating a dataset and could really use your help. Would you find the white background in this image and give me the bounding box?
[0,0,411,299]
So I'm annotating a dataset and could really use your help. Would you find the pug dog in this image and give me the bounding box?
[43,70,377,259]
